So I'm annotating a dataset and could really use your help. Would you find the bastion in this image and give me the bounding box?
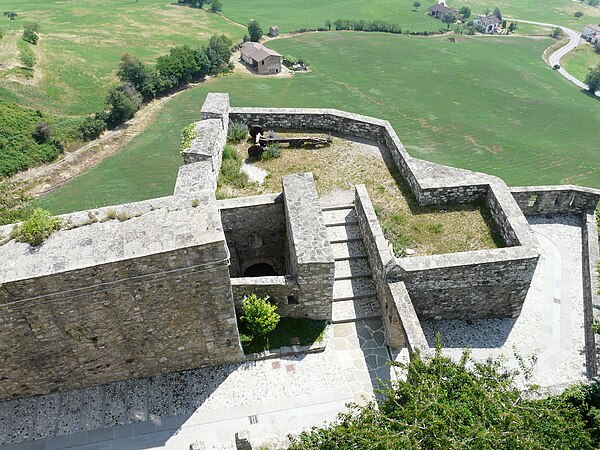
[0,92,598,403]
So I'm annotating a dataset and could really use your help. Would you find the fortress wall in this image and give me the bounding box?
[230,276,304,318]
[0,240,244,401]
[510,186,600,216]
[582,208,600,377]
[282,173,335,320]
[218,194,288,277]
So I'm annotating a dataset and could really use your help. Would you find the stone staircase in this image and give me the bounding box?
[321,204,382,323]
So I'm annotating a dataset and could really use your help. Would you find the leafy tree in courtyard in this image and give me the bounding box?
[585,63,600,93]
[458,6,471,19]
[288,344,597,449]
[442,13,457,30]
[3,11,17,20]
[209,0,222,13]
[413,2,421,11]
[240,294,280,338]
[247,19,263,42]
[574,11,584,19]
[493,7,502,21]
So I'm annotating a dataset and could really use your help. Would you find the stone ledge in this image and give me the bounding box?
[244,325,330,361]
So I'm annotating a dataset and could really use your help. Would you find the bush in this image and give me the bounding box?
[79,117,106,141]
[219,158,248,188]
[13,208,60,246]
[260,143,281,161]
[222,143,237,161]
[32,122,52,143]
[240,294,280,338]
[227,121,248,143]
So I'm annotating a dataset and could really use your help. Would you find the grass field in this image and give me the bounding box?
[221,0,600,33]
[0,0,244,115]
[39,32,600,214]
[562,42,600,82]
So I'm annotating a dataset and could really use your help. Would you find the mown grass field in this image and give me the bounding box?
[39,32,600,214]
[562,42,600,82]
[222,0,599,33]
[0,0,244,115]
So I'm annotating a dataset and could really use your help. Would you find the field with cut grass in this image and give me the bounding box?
[39,32,600,214]
[562,42,600,82]
[0,0,244,115]
[221,0,599,33]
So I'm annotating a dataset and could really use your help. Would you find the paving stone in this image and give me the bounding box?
[0,402,13,445]
[325,224,363,243]
[334,258,371,279]
[189,369,211,409]
[147,375,169,421]
[9,398,36,444]
[103,381,126,427]
[80,386,104,432]
[33,394,58,440]
[56,391,82,436]
[333,278,376,300]
[126,379,147,424]
[330,241,367,260]
[169,372,190,417]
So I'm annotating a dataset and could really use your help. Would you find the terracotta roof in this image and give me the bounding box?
[427,4,458,15]
[241,42,281,62]
[584,24,600,33]
[476,15,501,26]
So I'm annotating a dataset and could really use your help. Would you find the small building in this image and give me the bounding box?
[240,42,283,74]
[473,15,501,34]
[268,25,279,37]
[582,24,600,43]
[427,3,459,19]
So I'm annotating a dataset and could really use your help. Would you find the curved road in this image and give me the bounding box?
[510,18,598,95]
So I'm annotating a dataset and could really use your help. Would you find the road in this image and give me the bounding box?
[509,18,598,94]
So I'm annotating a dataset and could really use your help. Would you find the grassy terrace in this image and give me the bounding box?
[219,134,502,257]
[562,43,600,83]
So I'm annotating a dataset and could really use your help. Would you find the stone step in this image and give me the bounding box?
[330,241,368,260]
[332,297,381,323]
[322,208,358,227]
[320,203,355,212]
[334,258,371,280]
[333,278,377,301]
[326,224,363,243]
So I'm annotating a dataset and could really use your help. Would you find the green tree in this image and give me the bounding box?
[3,11,17,20]
[204,34,232,74]
[574,11,584,19]
[442,13,457,29]
[117,53,156,101]
[288,346,596,449]
[20,50,35,69]
[325,19,332,30]
[551,27,563,38]
[105,83,142,128]
[247,19,263,42]
[22,23,40,45]
[493,7,502,21]
[589,0,599,6]
[78,117,106,141]
[585,63,600,93]
[240,294,280,338]
[209,0,222,12]
[458,6,471,19]
[508,21,518,32]
[595,43,600,54]
[412,1,421,11]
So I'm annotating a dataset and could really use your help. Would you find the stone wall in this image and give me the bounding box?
[582,208,600,377]
[0,204,244,401]
[511,186,600,215]
[282,173,335,320]
[354,185,428,352]
[218,194,288,277]
[230,276,305,318]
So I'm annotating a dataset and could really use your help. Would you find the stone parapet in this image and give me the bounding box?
[231,276,303,318]
[583,208,600,376]
[510,185,600,215]
[174,160,215,196]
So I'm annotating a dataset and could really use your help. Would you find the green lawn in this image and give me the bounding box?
[562,42,600,82]
[220,0,599,33]
[0,0,244,115]
[238,317,327,354]
[39,32,600,214]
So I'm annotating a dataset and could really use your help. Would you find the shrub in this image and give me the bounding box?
[32,122,53,143]
[79,117,106,141]
[227,121,248,143]
[220,158,248,188]
[260,143,281,160]
[222,143,237,161]
[13,208,60,246]
[240,294,280,338]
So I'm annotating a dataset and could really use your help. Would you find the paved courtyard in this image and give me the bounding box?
[0,319,400,450]
[422,214,588,388]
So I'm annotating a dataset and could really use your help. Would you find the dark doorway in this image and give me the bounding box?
[243,263,277,277]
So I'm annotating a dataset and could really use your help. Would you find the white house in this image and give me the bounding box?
[582,24,600,44]
[473,15,501,34]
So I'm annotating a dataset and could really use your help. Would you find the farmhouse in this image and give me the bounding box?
[240,41,282,74]
[427,2,459,19]
[582,24,600,43]
[474,15,501,33]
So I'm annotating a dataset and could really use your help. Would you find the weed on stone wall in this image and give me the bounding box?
[12,208,60,246]
[227,121,248,144]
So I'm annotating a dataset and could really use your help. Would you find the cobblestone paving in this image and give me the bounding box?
[422,214,587,387]
[0,320,394,449]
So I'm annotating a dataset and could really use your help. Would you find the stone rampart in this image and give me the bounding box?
[511,186,600,215]
[0,199,244,401]
[230,276,304,318]
[582,208,600,377]
[282,173,335,320]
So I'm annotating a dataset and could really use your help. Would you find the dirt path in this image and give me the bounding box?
[10,82,202,198]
